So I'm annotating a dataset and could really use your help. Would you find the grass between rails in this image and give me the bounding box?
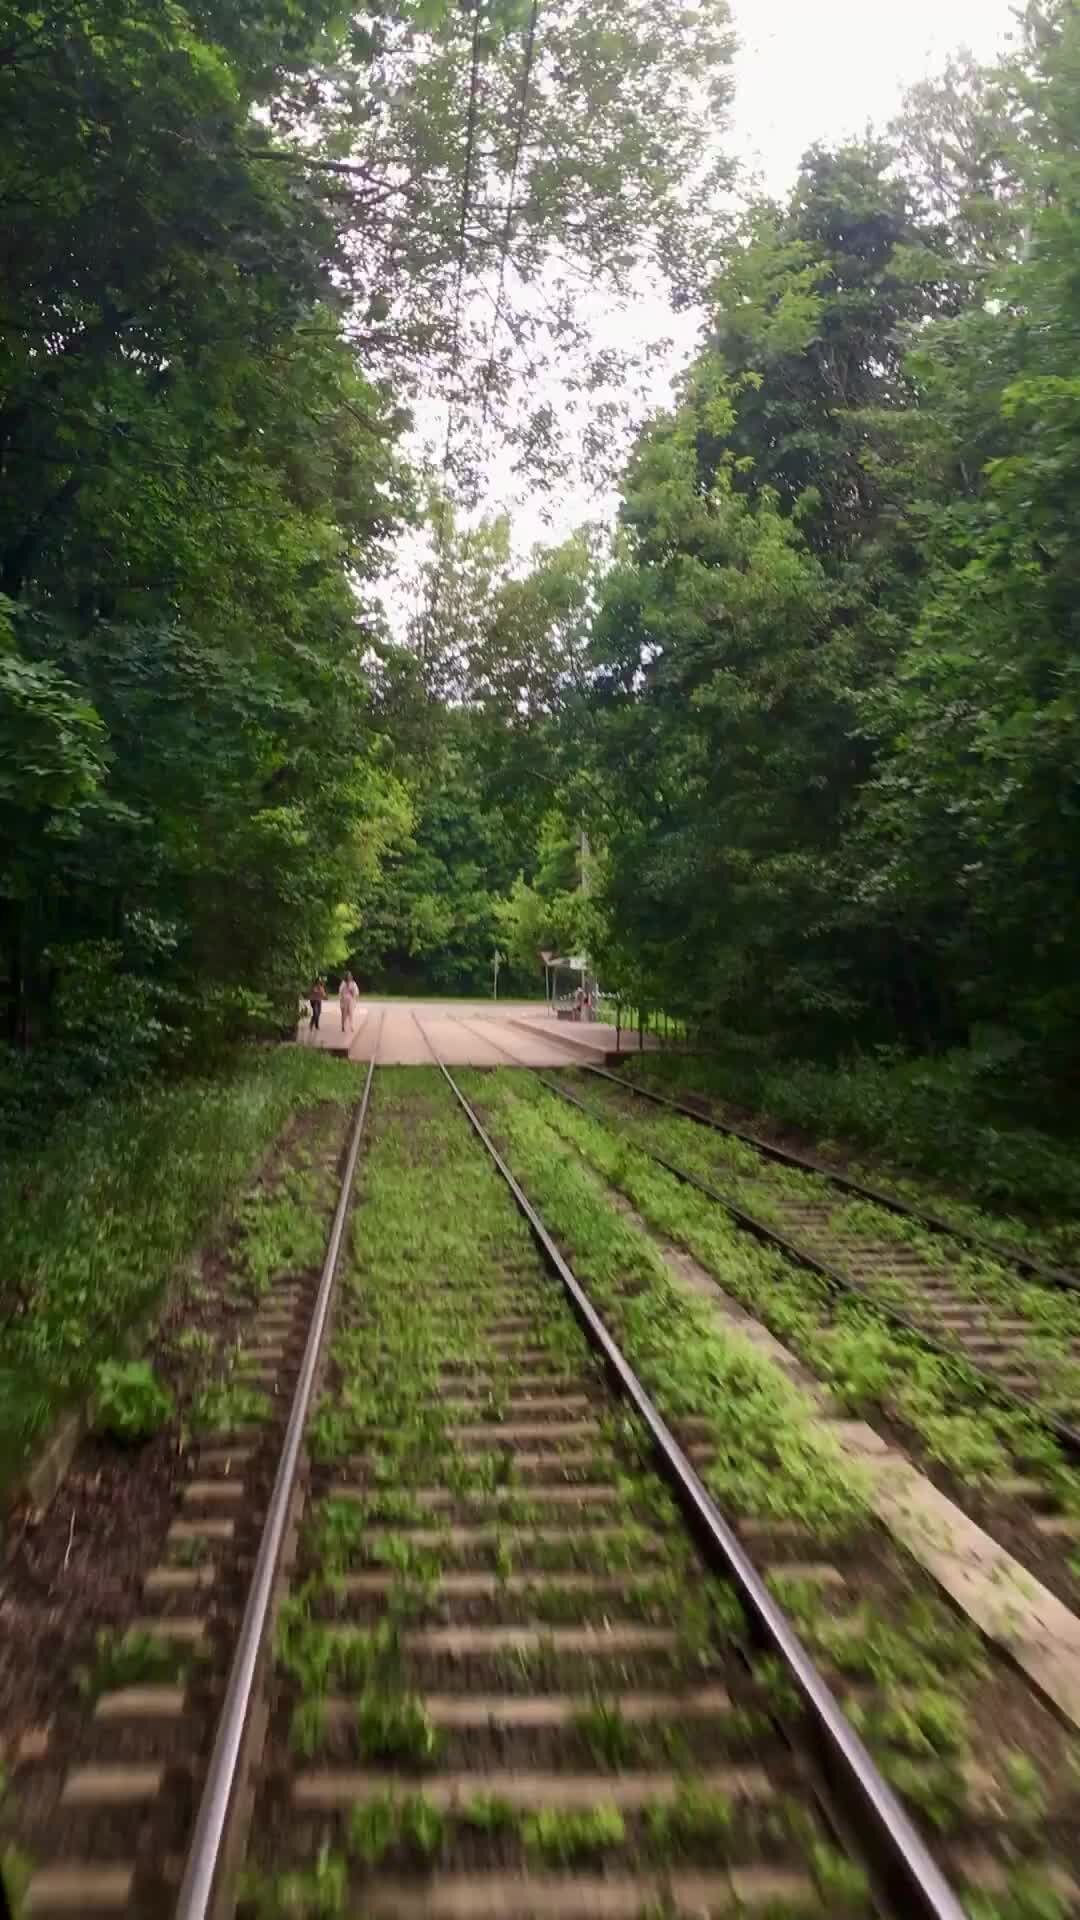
[252,1069,872,1916]
[554,1072,1080,1437]
[236,1066,1079,1918]
[516,1075,1080,1510]
[459,1072,871,1542]
[620,1051,1080,1268]
[0,1047,360,1489]
[452,1068,1080,1907]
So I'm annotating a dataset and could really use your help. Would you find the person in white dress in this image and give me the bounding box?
[339,972,357,1033]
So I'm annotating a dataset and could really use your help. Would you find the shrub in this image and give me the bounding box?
[93,1360,174,1442]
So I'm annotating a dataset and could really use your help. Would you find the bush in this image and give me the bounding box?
[93,1360,175,1443]
[633,1033,1080,1224]
[0,1047,358,1488]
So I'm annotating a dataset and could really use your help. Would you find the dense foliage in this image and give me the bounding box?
[1,0,413,1120]
[468,1,1080,1131]
[0,1046,356,1481]
[10,0,1080,1168]
[1,0,736,1124]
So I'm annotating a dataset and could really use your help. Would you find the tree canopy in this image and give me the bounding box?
[9,0,1080,1136]
[1,0,737,1128]
[397,4,1080,1122]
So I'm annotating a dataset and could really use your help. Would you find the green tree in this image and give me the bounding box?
[0,0,413,1112]
[855,0,1080,1084]
[587,142,962,1037]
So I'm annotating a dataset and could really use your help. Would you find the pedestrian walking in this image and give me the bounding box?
[339,972,356,1034]
[309,979,326,1031]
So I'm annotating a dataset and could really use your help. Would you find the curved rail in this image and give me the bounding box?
[445,1013,1080,1459]
[175,1033,380,1920]
[410,1012,967,1920]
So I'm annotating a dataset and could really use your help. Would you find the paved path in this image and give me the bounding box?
[295,999,614,1067]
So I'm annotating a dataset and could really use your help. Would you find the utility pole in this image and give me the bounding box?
[492,948,502,1000]
[580,827,591,1000]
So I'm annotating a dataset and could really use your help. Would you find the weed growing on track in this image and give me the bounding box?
[460,1792,519,1833]
[0,1049,359,1485]
[261,1070,851,1897]
[644,1781,732,1854]
[356,1689,443,1766]
[167,1531,211,1567]
[235,1169,333,1298]
[76,1626,191,1702]
[288,1696,329,1760]
[965,1868,1069,1920]
[620,1052,1080,1259]
[453,1072,1075,1842]
[240,1842,347,1919]
[277,1588,402,1696]
[348,1791,445,1864]
[521,1803,626,1863]
[188,1379,270,1435]
[173,1327,215,1362]
[574,1699,640,1769]
[516,1077,1080,1502]
[807,1843,872,1914]
[461,1073,868,1541]
[569,1072,1080,1401]
[277,1071,568,1788]
[92,1357,175,1442]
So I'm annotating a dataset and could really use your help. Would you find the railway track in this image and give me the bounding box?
[443,1011,1080,1462]
[7,1016,985,1920]
[19,1014,1080,1917]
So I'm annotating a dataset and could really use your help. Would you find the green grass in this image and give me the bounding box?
[461,1071,870,1540]
[348,1791,445,1865]
[514,1075,1080,1499]
[620,1046,1080,1261]
[356,1688,444,1766]
[75,1627,192,1703]
[189,1379,271,1435]
[240,1843,347,1919]
[0,1048,359,1487]
[521,1803,626,1863]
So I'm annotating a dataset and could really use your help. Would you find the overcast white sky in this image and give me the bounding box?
[389,0,1020,624]
[731,0,1018,197]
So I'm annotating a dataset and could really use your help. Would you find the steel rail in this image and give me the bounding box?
[174,1035,380,1920]
[410,1013,967,1920]
[439,1012,1080,1455]
[577,1058,1080,1294]
[530,1064,1080,1460]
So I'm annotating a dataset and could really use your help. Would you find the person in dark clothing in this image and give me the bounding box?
[309,980,326,1030]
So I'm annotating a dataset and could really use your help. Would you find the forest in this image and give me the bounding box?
[4,0,1080,1167]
